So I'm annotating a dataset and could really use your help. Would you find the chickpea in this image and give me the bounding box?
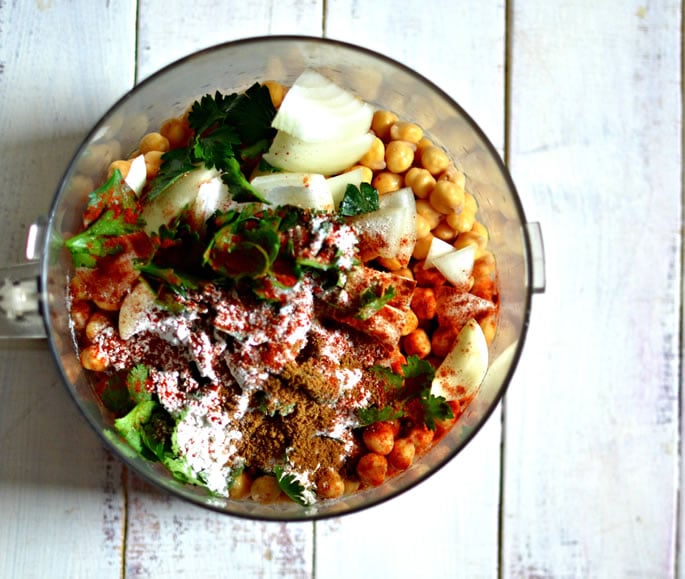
[70,301,92,333]
[372,171,403,195]
[263,80,287,108]
[412,234,434,260]
[316,468,345,500]
[358,136,386,171]
[464,191,478,214]
[385,140,415,174]
[345,164,373,183]
[401,309,419,336]
[107,159,131,179]
[343,479,361,495]
[144,150,164,180]
[412,260,447,287]
[356,453,388,487]
[362,422,395,455]
[454,229,488,253]
[431,325,458,358]
[415,200,441,230]
[446,209,476,233]
[411,287,436,321]
[403,328,431,359]
[439,165,466,189]
[408,425,435,454]
[415,213,432,240]
[250,475,282,503]
[404,167,436,200]
[388,438,416,470]
[229,471,252,500]
[160,117,190,149]
[429,180,465,215]
[138,132,170,155]
[420,145,450,176]
[390,121,423,144]
[479,313,498,344]
[372,110,399,141]
[376,256,403,271]
[472,252,497,300]
[69,275,90,302]
[433,221,457,242]
[85,311,112,342]
[80,345,109,372]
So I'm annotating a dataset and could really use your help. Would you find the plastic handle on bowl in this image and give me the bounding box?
[0,219,48,339]
[0,261,44,339]
[525,222,546,294]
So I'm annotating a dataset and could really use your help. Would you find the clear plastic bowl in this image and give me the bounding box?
[40,36,541,521]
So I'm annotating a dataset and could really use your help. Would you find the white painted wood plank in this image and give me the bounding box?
[503,1,681,577]
[137,0,324,80]
[0,1,138,576]
[319,2,506,578]
[125,3,324,577]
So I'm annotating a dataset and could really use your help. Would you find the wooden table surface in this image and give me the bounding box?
[0,1,681,577]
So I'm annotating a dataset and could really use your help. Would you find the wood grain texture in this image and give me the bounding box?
[0,2,138,576]
[502,1,682,576]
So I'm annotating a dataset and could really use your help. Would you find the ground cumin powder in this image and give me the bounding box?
[236,344,389,479]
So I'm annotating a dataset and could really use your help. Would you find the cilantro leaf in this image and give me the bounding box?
[370,364,403,389]
[113,399,158,456]
[419,388,454,431]
[274,465,309,506]
[126,364,151,403]
[402,355,436,381]
[145,148,196,203]
[65,170,143,267]
[356,284,396,320]
[357,405,405,427]
[138,262,199,296]
[339,183,380,217]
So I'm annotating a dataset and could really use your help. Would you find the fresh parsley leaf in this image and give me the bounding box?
[113,399,158,455]
[193,125,241,170]
[419,388,454,431]
[126,364,151,403]
[370,365,403,389]
[138,262,199,296]
[274,465,309,506]
[402,355,436,381]
[357,405,405,427]
[356,284,396,320]
[339,183,380,217]
[65,170,143,268]
[220,156,267,202]
[145,148,196,203]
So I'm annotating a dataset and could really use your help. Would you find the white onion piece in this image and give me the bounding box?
[124,154,147,196]
[119,280,158,340]
[272,70,374,142]
[379,187,416,210]
[326,168,364,208]
[262,130,374,176]
[431,318,489,402]
[431,245,476,289]
[142,165,226,234]
[424,237,456,268]
[352,204,416,266]
[251,172,334,211]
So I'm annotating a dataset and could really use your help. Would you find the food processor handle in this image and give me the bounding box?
[0,220,47,339]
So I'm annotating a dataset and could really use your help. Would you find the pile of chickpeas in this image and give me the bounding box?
[87,80,499,502]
